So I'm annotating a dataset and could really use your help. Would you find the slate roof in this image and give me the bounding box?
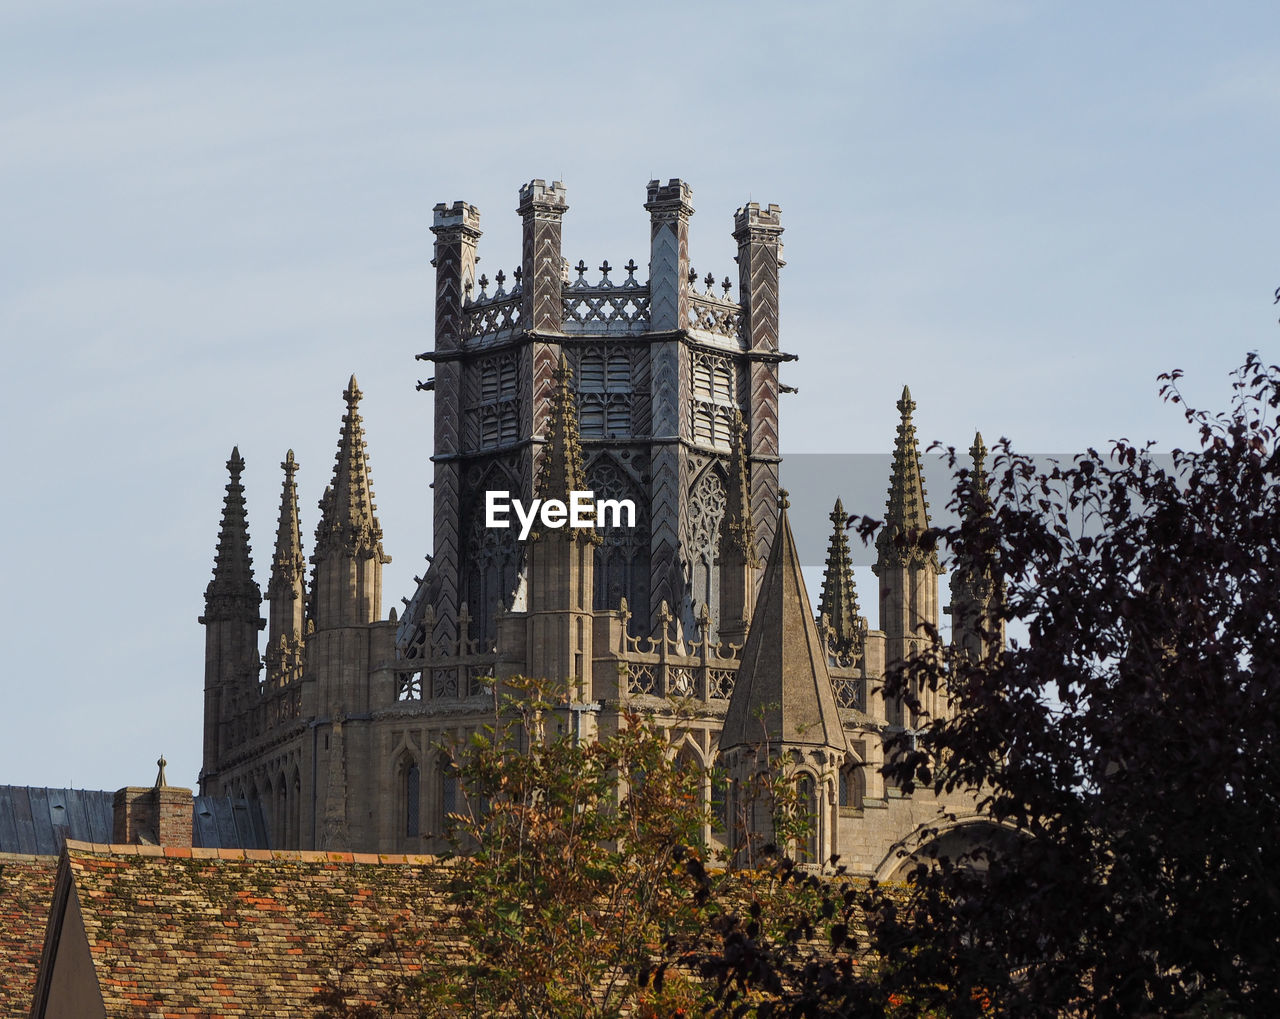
[33,841,460,1016]
[0,854,58,1019]
[0,786,270,855]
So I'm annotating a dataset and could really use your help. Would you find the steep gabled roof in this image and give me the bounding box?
[30,843,460,1018]
[0,853,58,1019]
[721,496,849,751]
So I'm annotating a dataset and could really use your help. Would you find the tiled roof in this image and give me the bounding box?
[50,841,460,1016]
[0,853,58,1019]
[0,786,270,855]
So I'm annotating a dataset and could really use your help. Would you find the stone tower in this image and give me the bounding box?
[405,178,790,653]
[197,179,991,874]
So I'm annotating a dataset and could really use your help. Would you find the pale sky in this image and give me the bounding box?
[2,1,1276,790]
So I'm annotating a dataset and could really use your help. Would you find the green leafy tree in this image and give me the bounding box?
[695,354,1280,1018]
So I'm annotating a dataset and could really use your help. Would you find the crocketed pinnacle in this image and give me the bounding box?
[719,411,756,560]
[876,385,940,570]
[721,494,850,752]
[818,498,863,657]
[313,376,389,564]
[266,450,306,601]
[203,447,263,621]
[965,431,991,518]
[536,355,587,504]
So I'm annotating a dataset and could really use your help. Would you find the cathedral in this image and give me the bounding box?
[196,179,998,877]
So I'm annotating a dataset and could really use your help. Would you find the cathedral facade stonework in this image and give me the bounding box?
[198,179,995,877]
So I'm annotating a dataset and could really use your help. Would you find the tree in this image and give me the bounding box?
[317,678,828,1018]
[697,354,1280,1018]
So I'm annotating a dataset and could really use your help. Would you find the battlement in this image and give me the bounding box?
[425,178,768,349]
[517,178,568,211]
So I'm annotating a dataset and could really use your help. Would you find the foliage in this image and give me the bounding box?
[697,354,1280,1018]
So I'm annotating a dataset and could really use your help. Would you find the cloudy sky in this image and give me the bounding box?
[2,1,1276,789]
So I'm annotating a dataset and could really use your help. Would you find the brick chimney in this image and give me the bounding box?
[112,755,194,847]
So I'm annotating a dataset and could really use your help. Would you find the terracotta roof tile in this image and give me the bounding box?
[0,853,58,1018]
[57,841,462,1016]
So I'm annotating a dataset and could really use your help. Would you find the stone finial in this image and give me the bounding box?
[154,755,168,789]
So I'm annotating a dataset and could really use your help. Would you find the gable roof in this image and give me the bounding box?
[0,854,58,1019]
[30,842,459,1017]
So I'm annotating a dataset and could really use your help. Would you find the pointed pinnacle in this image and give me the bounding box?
[819,497,862,657]
[268,449,306,602]
[535,354,588,508]
[720,411,756,560]
[204,446,262,620]
[314,378,388,564]
[877,384,940,572]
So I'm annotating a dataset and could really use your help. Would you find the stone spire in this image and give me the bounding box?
[721,492,849,752]
[721,491,849,867]
[534,355,588,509]
[818,498,864,659]
[202,447,263,623]
[949,432,1004,662]
[265,450,306,684]
[876,386,939,570]
[311,377,390,630]
[718,412,758,647]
